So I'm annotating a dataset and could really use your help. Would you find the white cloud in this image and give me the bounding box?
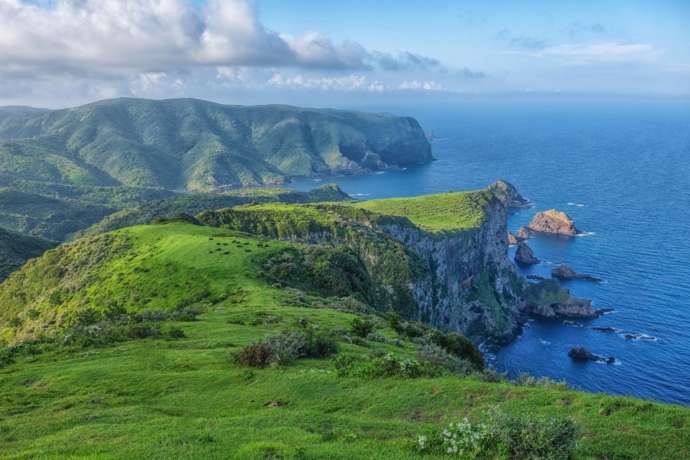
[0,0,373,74]
[398,80,444,91]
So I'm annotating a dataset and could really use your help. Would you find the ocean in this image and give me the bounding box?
[291,96,690,405]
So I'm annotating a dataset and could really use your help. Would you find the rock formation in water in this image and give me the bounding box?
[507,232,519,245]
[514,242,539,265]
[522,279,598,318]
[528,209,581,236]
[516,226,531,240]
[552,264,602,282]
[568,347,615,364]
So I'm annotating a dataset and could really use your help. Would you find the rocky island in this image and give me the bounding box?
[528,209,582,236]
[552,264,602,282]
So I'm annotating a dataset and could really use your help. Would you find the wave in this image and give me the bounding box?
[567,202,586,207]
[539,339,551,345]
[576,231,596,237]
[351,193,370,197]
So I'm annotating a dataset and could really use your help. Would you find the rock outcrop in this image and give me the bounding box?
[516,226,531,240]
[522,279,598,318]
[528,209,581,236]
[514,242,539,265]
[551,264,602,282]
[507,232,519,245]
[488,180,531,210]
[568,347,615,364]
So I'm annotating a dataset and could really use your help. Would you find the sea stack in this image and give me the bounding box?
[515,242,539,265]
[528,209,581,236]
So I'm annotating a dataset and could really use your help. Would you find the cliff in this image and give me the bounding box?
[199,185,525,343]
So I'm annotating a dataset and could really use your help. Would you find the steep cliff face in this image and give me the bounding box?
[373,197,523,343]
[199,186,525,343]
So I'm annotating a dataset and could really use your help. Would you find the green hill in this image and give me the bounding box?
[0,217,688,458]
[0,227,55,281]
[0,188,114,241]
[0,98,432,191]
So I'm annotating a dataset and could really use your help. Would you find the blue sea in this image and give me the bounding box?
[291,96,690,406]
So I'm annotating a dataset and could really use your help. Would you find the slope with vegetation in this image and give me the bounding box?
[0,227,55,281]
[0,98,432,191]
[0,220,688,459]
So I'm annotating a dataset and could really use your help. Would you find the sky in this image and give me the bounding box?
[1,0,689,108]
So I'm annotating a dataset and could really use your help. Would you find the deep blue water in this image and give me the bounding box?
[291,97,690,405]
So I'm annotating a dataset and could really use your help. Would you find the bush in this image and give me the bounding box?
[428,331,484,370]
[234,329,338,368]
[350,317,374,338]
[167,327,186,339]
[415,410,577,459]
[490,410,577,460]
[0,347,14,368]
[417,344,473,376]
[334,353,439,379]
[514,373,567,389]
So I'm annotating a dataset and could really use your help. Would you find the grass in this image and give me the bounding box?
[354,189,494,233]
[1,222,689,459]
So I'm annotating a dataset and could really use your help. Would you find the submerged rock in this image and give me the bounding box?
[593,326,619,333]
[551,264,602,282]
[526,274,547,281]
[528,209,581,236]
[515,242,539,265]
[569,347,615,364]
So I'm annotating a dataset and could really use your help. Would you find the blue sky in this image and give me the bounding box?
[1,0,689,107]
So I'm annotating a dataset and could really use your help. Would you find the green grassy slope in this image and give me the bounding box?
[355,190,494,233]
[82,184,351,237]
[0,227,55,281]
[0,98,432,191]
[0,222,688,459]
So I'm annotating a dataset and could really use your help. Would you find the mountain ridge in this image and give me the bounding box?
[0,97,432,191]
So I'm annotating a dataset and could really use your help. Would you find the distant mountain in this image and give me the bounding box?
[0,226,55,281]
[0,98,432,191]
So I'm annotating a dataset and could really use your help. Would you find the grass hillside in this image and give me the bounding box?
[355,190,495,233]
[82,184,351,237]
[0,221,688,459]
[0,227,55,281]
[0,98,432,191]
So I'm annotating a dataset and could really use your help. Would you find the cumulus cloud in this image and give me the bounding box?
[0,0,463,105]
[0,0,376,73]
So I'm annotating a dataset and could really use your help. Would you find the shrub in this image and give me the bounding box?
[490,410,577,460]
[234,342,274,368]
[334,353,438,379]
[514,373,567,389]
[350,317,374,338]
[417,344,473,376]
[234,329,338,368]
[428,331,484,370]
[0,348,14,368]
[414,410,577,459]
[167,327,186,339]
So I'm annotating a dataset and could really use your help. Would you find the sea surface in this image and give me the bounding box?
[291,97,690,405]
